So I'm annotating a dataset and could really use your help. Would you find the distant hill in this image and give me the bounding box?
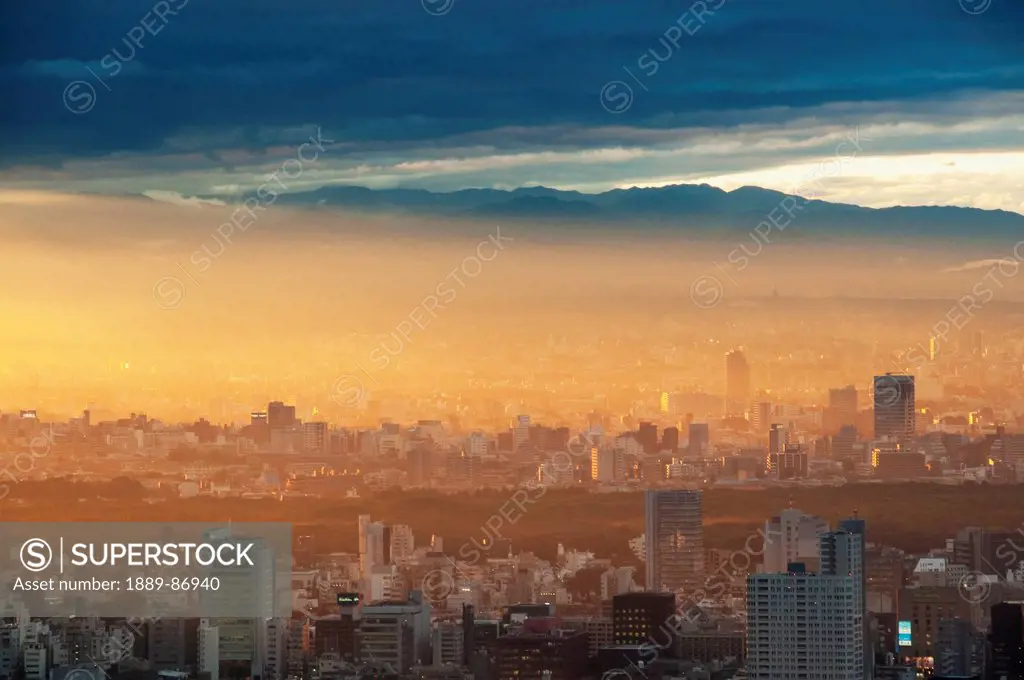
[241,183,1024,236]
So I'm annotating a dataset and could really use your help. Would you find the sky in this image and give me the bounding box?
[1,0,1023,211]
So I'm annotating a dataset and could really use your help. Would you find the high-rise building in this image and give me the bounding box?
[359,515,387,580]
[768,423,789,454]
[644,489,704,593]
[147,618,197,670]
[934,617,983,677]
[688,423,709,457]
[590,447,616,483]
[873,374,915,439]
[389,524,415,563]
[897,586,973,661]
[302,422,328,453]
[493,625,588,680]
[637,422,658,454]
[661,427,679,453]
[746,562,861,680]
[750,401,772,433]
[767,444,808,480]
[267,401,297,429]
[611,592,677,651]
[830,386,859,426]
[820,526,866,679]
[358,591,432,673]
[989,601,1024,680]
[407,446,434,486]
[512,415,531,453]
[432,622,465,665]
[952,526,1022,575]
[762,508,830,574]
[725,350,751,417]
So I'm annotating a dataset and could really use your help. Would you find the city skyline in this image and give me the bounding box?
[3,0,1024,678]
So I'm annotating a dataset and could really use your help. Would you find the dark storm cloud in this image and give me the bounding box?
[0,0,1022,166]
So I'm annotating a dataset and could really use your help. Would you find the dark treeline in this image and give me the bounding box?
[1,482,1021,559]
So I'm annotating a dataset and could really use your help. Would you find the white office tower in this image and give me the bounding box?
[262,618,288,680]
[369,564,402,602]
[198,529,279,680]
[390,524,416,563]
[820,528,867,679]
[746,563,861,680]
[644,489,704,594]
[359,516,387,580]
[512,414,531,452]
[359,514,372,570]
[358,591,433,674]
[762,508,830,573]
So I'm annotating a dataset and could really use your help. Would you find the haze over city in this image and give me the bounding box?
[2,1,1024,679]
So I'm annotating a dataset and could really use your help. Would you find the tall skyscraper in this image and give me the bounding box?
[359,515,387,581]
[637,422,658,454]
[512,415,531,453]
[725,350,751,417]
[388,524,414,563]
[687,422,709,457]
[989,602,1024,680]
[660,426,679,453]
[644,489,704,594]
[762,508,830,573]
[746,563,861,680]
[750,400,772,433]
[829,385,859,426]
[823,522,867,679]
[873,373,915,439]
[768,423,789,454]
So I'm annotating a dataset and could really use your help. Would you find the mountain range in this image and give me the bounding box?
[238,183,1024,236]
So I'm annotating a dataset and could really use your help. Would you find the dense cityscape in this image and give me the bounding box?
[5,0,1024,678]
[3,348,1024,679]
